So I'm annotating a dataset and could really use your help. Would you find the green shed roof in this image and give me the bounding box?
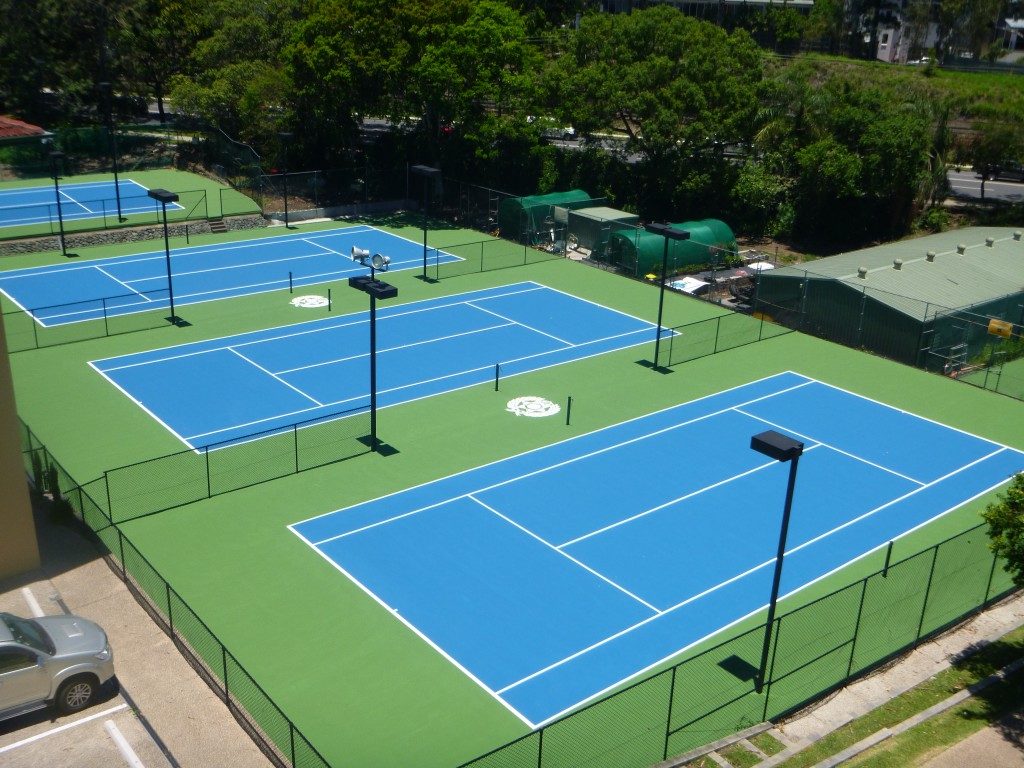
[769,228,1024,316]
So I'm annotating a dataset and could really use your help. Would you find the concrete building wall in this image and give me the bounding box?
[0,317,40,579]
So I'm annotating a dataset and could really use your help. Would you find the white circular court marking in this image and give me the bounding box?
[290,295,329,309]
[506,396,561,418]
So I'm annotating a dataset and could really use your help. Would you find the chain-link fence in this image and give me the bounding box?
[655,305,794,368]
[2,288,173,352]
[19,419,332,768]
[459,521,1017,768]
[99,406,372,523]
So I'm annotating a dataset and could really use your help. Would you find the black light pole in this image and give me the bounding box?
[644,223,690,369]
[349,258,398,452]
[98,82,126,222]
[749,430,804,694]
[410,164,441,280]
[148,188,181,324]
[48,151,71,257]
[278,131,293,228]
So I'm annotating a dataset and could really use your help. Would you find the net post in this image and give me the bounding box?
[205,447,211,499]
[494,363,500,391]
[565,395,572,425]
[328,289,332,312]
[289,271,293,294]
[102,297,110,337]
[882,540,894,577]
[293,425,299,474]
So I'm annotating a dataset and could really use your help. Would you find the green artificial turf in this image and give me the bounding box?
[5,219,1024,767]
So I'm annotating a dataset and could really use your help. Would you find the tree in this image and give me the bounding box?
[983,473,1024,588]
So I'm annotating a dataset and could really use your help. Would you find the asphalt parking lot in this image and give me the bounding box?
[0,499,271,768]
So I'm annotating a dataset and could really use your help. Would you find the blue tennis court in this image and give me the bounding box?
[90,282,657,449]
[290,371,1024,727]
[0,179,175,228]
[0,225,456,325]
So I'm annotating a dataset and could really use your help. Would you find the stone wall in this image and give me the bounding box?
[0,214,268,258]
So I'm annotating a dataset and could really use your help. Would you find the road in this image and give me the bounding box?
[947,169,1024,204]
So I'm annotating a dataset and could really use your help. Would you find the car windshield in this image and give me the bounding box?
[1,613,54,655]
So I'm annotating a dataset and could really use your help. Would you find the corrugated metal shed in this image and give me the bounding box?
[769,228,1024,316]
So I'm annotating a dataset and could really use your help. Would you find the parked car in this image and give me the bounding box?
[0,612,115,723]
[982,162,1024,182]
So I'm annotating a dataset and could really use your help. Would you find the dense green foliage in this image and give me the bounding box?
[1,0,1021,249]
[984,473,1024,588]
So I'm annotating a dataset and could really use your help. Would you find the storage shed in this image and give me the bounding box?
[754,228,1024,369]
[567,206,640,258]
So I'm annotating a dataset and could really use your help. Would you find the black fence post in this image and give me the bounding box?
[166,582,174,633]
[916,546,941,642]
[663,665,678,759]
[882,540,894,577]
[985,551,999,602]
[536,727,544,768]
[118,531,126,579]
[846,577,870,677]
[762,615,782,722]
[223,647,230,704]
[290,726,296,767]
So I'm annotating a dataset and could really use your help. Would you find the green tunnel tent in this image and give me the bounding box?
[607,218,738,275]
[496,190,594,245]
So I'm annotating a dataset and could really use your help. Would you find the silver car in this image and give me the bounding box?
[0,612,115,722]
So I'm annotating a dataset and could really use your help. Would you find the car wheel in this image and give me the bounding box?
[55,675,98,714]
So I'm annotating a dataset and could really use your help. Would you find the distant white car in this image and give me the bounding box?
[0,612,115,722]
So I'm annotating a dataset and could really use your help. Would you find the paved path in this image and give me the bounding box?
[923,709,1024,767]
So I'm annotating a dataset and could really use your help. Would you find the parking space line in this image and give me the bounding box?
[0,703,128,753]
[19,587,44,618]
[105,719,146,768]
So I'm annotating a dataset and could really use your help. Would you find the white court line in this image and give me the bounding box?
[555,453,812,549]
[20,586,44,617]
[467,300,574,346]
[311,379,817,546]
[733,407,926,486]
[184,322,660,443]
[807,375,1017,452]
[288,525,535,728]
[291,371,810,530]
[531,459,1024,726]
[87,360,196,452]
[95,266,153,303]
[104,719,146,768]
[275,321,515,375]
[470,494,661,613]
[0,704,129,754]
[497,445,1015,697]
[784,447,1008,561]
[227,348,323,406]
